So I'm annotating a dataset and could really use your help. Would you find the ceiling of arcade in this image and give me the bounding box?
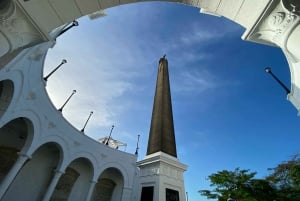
[1,0,300,123]
[16,0,270,37]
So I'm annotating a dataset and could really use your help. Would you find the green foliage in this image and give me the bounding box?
[200,154,300,201]
[266,154,300,201]
[199,168,276,201]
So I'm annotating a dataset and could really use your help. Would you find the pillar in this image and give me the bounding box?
[121,187,133,201]
[84,180,97,201]
[0,153,31,199]
[42,170,64,201]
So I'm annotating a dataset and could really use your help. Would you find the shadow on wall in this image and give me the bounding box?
[0,80,14,119]
[51,167,80,201]
[0,117,32,184]
[91,167,124,201]
[2,142,61,201]
[51,157,94,201]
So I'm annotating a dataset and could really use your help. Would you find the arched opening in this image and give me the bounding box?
[0,117,33,184]
[91,167,124,201]
[51,157,94,201]
[0,0,15,59]
[0,0,14,17]
[0,80,14,119]
[2,142,61,201]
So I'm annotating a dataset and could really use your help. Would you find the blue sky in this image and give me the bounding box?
[44,2,300,201]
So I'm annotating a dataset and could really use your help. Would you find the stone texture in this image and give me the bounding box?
[147,57,177,158]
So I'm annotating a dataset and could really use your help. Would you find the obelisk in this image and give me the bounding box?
[137,56,187,201]
[147,55,177,157]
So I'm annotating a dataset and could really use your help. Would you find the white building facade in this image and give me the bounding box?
[0,38,141,201]
[0,0,300,201]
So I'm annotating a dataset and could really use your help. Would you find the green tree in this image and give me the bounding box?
[199,168,277,201]
[199,154,300,201]
[266,154,300,201]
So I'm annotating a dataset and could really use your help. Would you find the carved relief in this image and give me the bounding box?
[246,0,299,46]
[100,153,107,159]
[182,0,200,7]
[270,12,297,43]
[269,12,285,27]
[0,15,42,48]
[151,167,159,174]
[0,2,44,58]
[48,121,56,129]
[26,91,36,100]
[73,141,80,146]
[29,48,43,61]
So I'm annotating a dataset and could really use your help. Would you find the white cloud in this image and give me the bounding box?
[43,2,242,145]
[180,30,217,45]
[44,35,142,131]
[172,70,219,93]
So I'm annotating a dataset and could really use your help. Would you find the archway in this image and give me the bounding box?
[0,117,33,184]
[2,142,62,201]
[50,157,94,201]
[91,167,124,201]
[0,80,14,119]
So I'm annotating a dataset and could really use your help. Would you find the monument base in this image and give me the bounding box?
[137,152,188,201]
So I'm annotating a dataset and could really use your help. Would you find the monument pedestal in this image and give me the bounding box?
[137,152,187,201]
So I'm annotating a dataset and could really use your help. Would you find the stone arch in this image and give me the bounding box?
[39,135,69,169]
[0,0,299,110]
[0,117,33,184]
[0,79,14,119]
[0,0,14,18]
[92,167,124,201]
[51,157,94,201]
[37,0,262,36]
[0,108,43,155]
[66,151,98,173]
[98,162,130,187]
[2,142,62,201]
[18,0,298,112]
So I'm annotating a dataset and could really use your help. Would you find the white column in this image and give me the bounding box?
[121,187,133,201]
[84,180,97,201]
[0,153,31,199]
[42,170,64,201]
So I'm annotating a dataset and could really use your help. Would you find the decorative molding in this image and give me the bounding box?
[48,122,56,129]
[0,0,16,22]
[0,3,44,58]
[182,0,200,7]
[26,91,36,100]
[268,12,285,28]
[73,141,81,146]
[270,12,297,43]
[29,48,43,61]
[100,153,107,159]
[243,0,299,47]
